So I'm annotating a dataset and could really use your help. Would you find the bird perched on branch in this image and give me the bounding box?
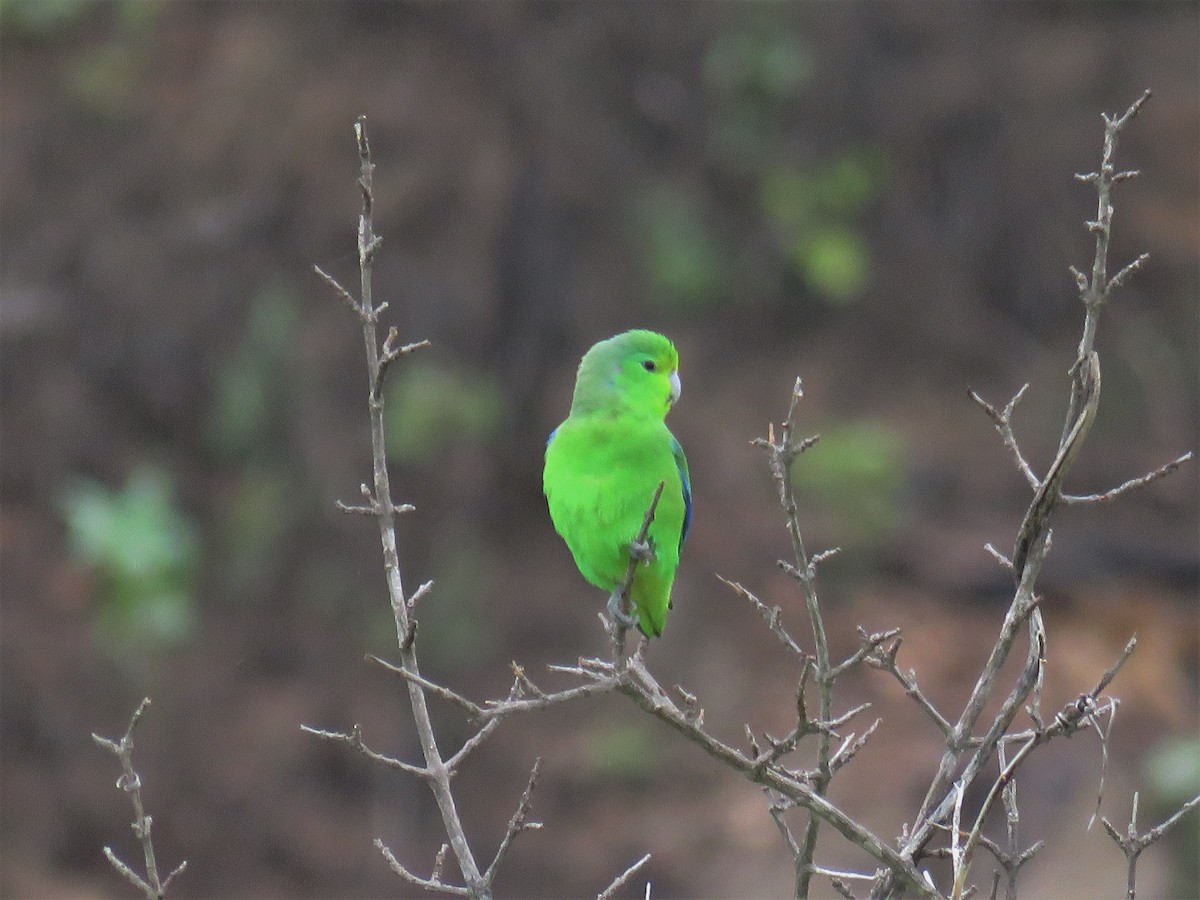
[543,330,691,637]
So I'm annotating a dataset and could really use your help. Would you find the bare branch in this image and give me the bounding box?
[484,759,544,882]
[1012,352,1099,579]
[718,574,806,658]
[375,838,472,896]
[368,654,486,719]
[1062,452,1193,504]
[597,853,653,900]
[311,117,488,897]
[313,263,361,317]
[968,385,1039,490]
[606,655,939,897]
[300,723,429,778]
[829,718,882,776]
[830,627,902,682]
[93,699,187,899]
[865,637,954,739]
[1102,792,1200,900]
[481,678,619,718]
[611,481,666,667]
[755,377,843,897]
[445,718,505,774]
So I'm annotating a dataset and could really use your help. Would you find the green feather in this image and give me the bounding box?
[543,330,690,637]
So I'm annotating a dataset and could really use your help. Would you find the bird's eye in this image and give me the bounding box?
[642,359,657,372]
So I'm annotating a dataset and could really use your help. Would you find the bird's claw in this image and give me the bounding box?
[607,591,639,629]
[628,538,655,564]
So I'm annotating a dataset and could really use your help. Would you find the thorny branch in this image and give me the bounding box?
[305,118,543,900]
[1102,792,1200,900]
[301,96,1194,900]
[93,698,187,900]
[872,90,1196,900]
[751,377,846,897]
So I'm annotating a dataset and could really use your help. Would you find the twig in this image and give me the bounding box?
[300,723,429,778]
[310,117,487,898]
[877,93,1158,900]
[968,384,1038,490]
[484,759,544,882]
[1062,452,1193,504]
[718,574,806,658]
[597,853,653,900]
[376,839,472,897]
[368,654,486,719]
[93,698,187,899]
[1102,792,1200,900]
[612,481,666,669]
[865,637,954,739]
[755,377,839,898]
[830,627,902,682]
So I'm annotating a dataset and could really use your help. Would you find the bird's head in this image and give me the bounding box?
[571,329,681,420]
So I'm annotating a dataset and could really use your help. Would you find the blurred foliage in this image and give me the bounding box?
[1146,735,1200,801]
[582,717,661,787]
[638,188,731,310]
[703,26,813,167]
[60,464,199,653]
[0,0,161,35]
[383,359,504,465]
[206,282,309,606]
[761,151,885,302]
[639,24,882,311]
[1,0,165,117]
[368,537,495,673]
[1145,735,1200,896]
[0,0,96,35]
[208,281,301,462]
[216,466,292,599]
[791,419,908,547]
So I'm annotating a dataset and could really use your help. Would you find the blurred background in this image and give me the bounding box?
[1,2,1197,897]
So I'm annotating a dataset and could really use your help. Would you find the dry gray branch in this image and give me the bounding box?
[93,698,187,900]
[864,637,954,739]
[552,651,940,897]
[1062,451,1193,504]
[305,120,656,899]
[484,759,544,882]
[611,479,666,669]
[718,574,807,658]
[872,90,1178,900]
[597,853,653,900]
[753,377,841,897]
[304,117,488,899]
[1101,792,1200,900]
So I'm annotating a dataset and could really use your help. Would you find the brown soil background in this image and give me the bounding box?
[2,3,1197,898]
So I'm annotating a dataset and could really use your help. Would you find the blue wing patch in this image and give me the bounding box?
[673,436,692,551]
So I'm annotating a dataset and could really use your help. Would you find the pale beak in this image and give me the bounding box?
[669,370,682,405]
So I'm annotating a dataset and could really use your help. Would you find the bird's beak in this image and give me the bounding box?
[669,370,682,405]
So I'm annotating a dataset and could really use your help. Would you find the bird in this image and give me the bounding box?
[543,330,691,637]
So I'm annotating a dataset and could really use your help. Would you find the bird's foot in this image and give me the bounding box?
[607,591,639,629]
[628,538,655,564]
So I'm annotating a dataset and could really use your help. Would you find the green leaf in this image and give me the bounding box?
[61,465,199,651]
[791,227,870,302]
